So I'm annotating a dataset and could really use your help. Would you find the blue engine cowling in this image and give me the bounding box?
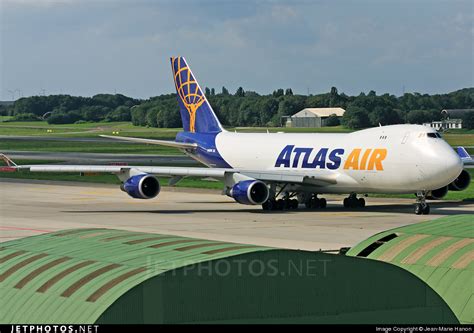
[121,174,160,199]
[229,180,269,205]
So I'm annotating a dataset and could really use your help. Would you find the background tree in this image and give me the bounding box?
[6,87,473,129]
[342,105,371,129]
[235,87,245,97]
[460,112,474,129]
[369,106,402,126]
[407,109,440,124]
[273,89,284,97]
[105,106,131,122]
[325,114,340,126]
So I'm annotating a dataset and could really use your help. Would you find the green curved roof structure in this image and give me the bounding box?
[0,226,462,324]
[347,214,474,324]
[0,228,268,323]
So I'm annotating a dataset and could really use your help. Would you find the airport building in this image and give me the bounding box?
[423,108,473,130]
[423,119,462,130]
[283,107,345,128]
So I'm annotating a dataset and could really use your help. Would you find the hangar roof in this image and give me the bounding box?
[0,226,462,324]
[346,215,474,324]
[0,228,270,323]
[441,109,474,119]
[291,107,345,118]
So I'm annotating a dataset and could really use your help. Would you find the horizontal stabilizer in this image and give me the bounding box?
[100,135,198,149]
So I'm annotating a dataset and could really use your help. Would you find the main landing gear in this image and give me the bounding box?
[261,190,327,211]
[414,191,430,215]
[304,194,327,209]
[262,196,298,211]
[343,193,365,208]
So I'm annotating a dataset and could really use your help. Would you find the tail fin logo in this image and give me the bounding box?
[171,57,206,133]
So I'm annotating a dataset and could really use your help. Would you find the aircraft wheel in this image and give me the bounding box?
[276,199,285,210]
[414,204,423,215]
[290,199,299,209]
[319,198,327,208]
[343,198,350,208]
[422,204,430,215]
[358,198,365,208]
[262,200,272,211]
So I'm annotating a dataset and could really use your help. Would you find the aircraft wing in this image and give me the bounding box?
[11,163,338,186]
[2,151,338,186]
[100,135,198,149]
[19,165,230,178]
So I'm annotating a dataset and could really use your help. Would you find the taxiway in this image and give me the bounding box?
[1,179,473,250]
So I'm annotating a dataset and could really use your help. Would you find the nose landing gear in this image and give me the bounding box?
[415,191,430,215]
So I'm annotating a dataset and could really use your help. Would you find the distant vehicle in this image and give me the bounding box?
[4,57,472,214]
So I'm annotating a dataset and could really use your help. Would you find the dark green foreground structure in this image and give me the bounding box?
[0,215,472,324]
[347,215,473,324]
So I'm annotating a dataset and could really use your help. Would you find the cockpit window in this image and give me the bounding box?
[427,133,438,138]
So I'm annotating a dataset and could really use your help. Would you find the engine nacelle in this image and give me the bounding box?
[427,186,448,200]
[229,180,269,205]
[121,174,160,199]
[448,169,471,191]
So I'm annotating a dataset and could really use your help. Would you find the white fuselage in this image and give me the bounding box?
[207,125,463,194]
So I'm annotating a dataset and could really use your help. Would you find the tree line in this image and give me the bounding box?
[1,87,473,129]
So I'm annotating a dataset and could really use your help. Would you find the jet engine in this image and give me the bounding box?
[228,180,269,205]
[426,186,448,200]
[448,169,471,191]
[121,174,160,199]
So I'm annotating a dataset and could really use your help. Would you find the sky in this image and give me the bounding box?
[0,0,473,100]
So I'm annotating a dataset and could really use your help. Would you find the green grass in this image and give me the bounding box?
[442,133,474,147]
[0,116,13,122]
[1,120,472,146]
[443,129,474,134]
[235,126,352,133]
[0,121,170,137]
[0,121,353,137]
[0,140,180,155]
